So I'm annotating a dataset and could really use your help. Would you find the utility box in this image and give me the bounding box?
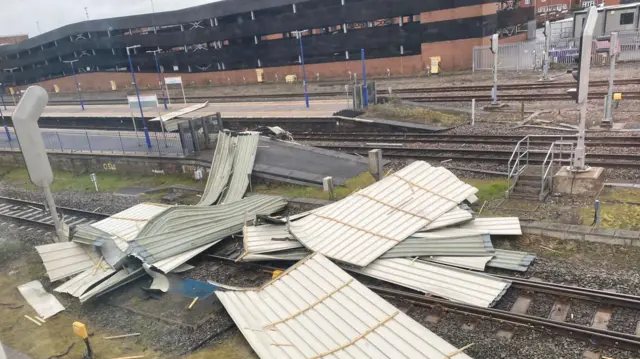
[110,80,117,91]
[256,69,264,83]
[53,85,60,93]
[430,57,441,74]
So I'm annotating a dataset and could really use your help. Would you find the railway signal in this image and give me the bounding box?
[490,33,499,105]
[542,21,551,81]
[595,32,619,127]
[570,6,598,171]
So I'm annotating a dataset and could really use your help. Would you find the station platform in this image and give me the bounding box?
[0,99,347,119]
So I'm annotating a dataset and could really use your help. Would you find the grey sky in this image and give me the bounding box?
[0,0,220,38]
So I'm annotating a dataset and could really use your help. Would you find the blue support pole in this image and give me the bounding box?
[69,62,85,111]
[361,48,368,108]
[128,50,152,149]
[298,33,310,108]
[0,107,11,142]
[0,83,7,110]
[153,52,168,110]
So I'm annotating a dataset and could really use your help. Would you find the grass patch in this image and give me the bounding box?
[579,203,640,230]
[598,187,640,204]
[364,100,466,126]
[0,167,200,193]
[463,178,507,202]
[254,172,376,200]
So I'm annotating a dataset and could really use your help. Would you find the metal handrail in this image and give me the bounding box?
[506,135,531,197]
[540,142,556,200]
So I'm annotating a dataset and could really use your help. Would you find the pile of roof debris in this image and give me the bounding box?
[31,131,280,304]
[27,142,534,358]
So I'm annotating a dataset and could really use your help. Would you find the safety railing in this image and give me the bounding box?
[506,136,531,198]
[540,142,556,201]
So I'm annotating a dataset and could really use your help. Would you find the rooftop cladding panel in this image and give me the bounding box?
[289,161,478,267]
[349,257,511,308]
[216,253,473,359]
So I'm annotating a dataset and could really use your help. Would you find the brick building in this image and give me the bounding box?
[0,0,534,92]
[0,34,28,46]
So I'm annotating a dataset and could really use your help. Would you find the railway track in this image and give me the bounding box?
[293,133,640,147]
[207,254,640,352]
[314,144,640,168]
[0,196,108,227]
[43,78,640,106]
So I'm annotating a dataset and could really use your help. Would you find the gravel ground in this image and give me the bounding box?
[0,182,143,214]
[525,293,556,319]
[608,308,640,335]
[565,300,599,326]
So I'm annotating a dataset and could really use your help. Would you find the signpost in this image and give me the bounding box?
[164,76,186,105]
[127,94,167,145]
[12,86,68,242]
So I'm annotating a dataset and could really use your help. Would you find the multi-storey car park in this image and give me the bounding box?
[0,0,534,92]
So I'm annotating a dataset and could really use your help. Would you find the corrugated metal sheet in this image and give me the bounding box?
[129,195,287,263]
[381,233,494,258]
[241,248,310,262]
[241,224,301,257]
[17,280,65,319]
[487,249,536,272]
[152,242,218,273]
[349,258,510,308]
[91,202,170,251]
[289,161,478,267]
[54,266,116,297]
[456,217,522,235]
[421,207,473,231]
[197,131,236,206]
[79,267,144,303]
[220,132,260,204]
[216,253,473,359]
[35,242,103,282]
[72,224,112,245]
[425,256,494,271]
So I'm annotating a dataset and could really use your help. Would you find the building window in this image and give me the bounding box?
[524,0,530,4]
[620,13,634,25]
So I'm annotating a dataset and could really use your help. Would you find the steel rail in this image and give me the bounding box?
[207,254,640,352]
[42,79,640,106]
[0,196,109,226]
[371,285,640,353]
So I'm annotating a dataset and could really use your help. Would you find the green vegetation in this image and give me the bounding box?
[579,203,640,231]
[364,100,467,126]
[255,172,376,200]
[598,187,640,204]
[464,178,507,202]
[0,167,200,193]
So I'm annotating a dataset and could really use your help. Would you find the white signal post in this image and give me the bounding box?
[490,34,499,105]
[573,6,598,171]
[12,86,68,242]
[542,21,551,81]
[603,32,619,127]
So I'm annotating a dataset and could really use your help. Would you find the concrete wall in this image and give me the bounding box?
[0,150,210,177]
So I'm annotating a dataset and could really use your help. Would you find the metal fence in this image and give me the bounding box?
[0,129,186,157]
[473,31,640,71]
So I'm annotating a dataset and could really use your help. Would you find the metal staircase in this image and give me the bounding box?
[506,136,574,201]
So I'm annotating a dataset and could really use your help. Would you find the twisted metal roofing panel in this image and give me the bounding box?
[216,253,473,359]
[289,161,478,267]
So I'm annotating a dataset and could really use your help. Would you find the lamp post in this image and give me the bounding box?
[147,50,168,110]
[127,45,152,149]
[297,31,309,108]
[63,60,84,111]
